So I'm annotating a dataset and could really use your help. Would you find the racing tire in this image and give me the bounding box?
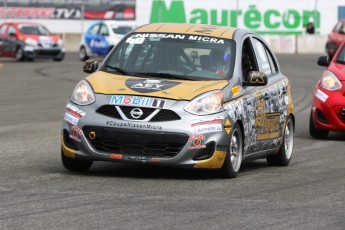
[61,150,93,172]
[219,123,243,178]
[79,46,89,61]
[15,46,24,62]
[267,116,294,166]
[309,111,329,139]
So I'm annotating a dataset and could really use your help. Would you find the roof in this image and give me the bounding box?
[135,23,237,39]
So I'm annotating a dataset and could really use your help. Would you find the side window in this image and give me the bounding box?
[0,24,7,34]
[252,38,272,76]
[265,49,278,75]
[99,24,109,36]
[88,24,100,35]
[7,25,16,35]
[242,38,258,81]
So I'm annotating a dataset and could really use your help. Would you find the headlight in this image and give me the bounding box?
[184,90,224,115]
[58,39,64,47]
[25,38,38,47]
[71,80,95,105]
[320,70,342,91]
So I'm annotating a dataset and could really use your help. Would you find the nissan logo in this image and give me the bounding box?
[130,108,143,119]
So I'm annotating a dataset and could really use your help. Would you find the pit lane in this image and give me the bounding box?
[0,53,344,229]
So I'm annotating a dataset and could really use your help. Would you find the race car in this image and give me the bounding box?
[79,21,134,61]
[0,21,65,61]
[310,40,345,138]
[62,23,295,178]
[326,19,345,58]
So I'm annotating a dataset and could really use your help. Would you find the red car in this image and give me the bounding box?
[310,40,345,138]
[326,19,345,58]
[0,21,65,61]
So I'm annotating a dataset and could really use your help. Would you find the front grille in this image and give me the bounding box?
[83,126,188,158]
[120,106,155,120]
[150,109,181,122]
[35,49,61,56]
[96,105,181,122]
[97,105,122,119]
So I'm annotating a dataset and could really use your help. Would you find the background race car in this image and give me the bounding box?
[79,21,134,61]
[0,21,65,62]
[310,40,345,138]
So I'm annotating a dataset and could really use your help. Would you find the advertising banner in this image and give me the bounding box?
[137,0,345,35]
[0,0,135,20]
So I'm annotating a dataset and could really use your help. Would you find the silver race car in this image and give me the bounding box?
[62,23,295,178]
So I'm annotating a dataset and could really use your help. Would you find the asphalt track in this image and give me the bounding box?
[0,53,345,230]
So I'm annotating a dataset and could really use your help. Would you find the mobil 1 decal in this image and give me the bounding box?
[125,78,180,93]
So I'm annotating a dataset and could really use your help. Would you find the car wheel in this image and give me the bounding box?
[219,123,243,178]
[309,111,329,139]
[61,150,93,172]
[79,46,89,61]
[15,46,24,61]
[267,116,294,166]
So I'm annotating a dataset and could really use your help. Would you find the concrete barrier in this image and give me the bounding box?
[59,33,329,54]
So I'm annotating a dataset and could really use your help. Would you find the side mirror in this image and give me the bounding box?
[83,60,98,74]
[9,32,16,37]
[243,71,268,87]
[317,56,330,67]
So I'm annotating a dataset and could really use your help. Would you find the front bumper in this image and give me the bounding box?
[312,87,345,131]
[24,45,65,59]
[61,95,231,169]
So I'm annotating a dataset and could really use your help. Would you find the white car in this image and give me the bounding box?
[79,21,134,61]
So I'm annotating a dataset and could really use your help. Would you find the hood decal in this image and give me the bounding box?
[125,78,181,93]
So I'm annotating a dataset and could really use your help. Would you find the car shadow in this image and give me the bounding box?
[57,159,271,180]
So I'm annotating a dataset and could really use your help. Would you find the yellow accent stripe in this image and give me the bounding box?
[194,150,226,169]
[61,135,76,158]
[135,23,237,39]
[86,72,228,100]
[257,132,281,141]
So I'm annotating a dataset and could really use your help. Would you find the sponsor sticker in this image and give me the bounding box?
[191,116,224,127]
[69,125,83,143]
[125,78,180,93]
[66,103,86,118]
[196,124,222,134]
[106,120,162,130]
[315,89,328,102]
[188,134,206,150]
[109,95,166,108]
[64,112,79,125]
[232,85,241,96]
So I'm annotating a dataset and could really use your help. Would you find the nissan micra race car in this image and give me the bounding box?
[310,40,345,138]
[62,23,295,178]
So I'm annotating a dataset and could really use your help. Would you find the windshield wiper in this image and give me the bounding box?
[136,72,194,81]
[104,65,127,75]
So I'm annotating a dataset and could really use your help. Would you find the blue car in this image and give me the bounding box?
[79,21,134,61]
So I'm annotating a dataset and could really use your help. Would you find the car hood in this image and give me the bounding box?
[86,71,228,100]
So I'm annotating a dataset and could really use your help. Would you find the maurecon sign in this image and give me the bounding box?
[149,0,320,35]
[134,0,345,35]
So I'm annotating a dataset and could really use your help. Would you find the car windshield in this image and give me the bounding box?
[102,32,236,80]
[19,25,50,35]
[336,44,345,64]
[112,26,133,35]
